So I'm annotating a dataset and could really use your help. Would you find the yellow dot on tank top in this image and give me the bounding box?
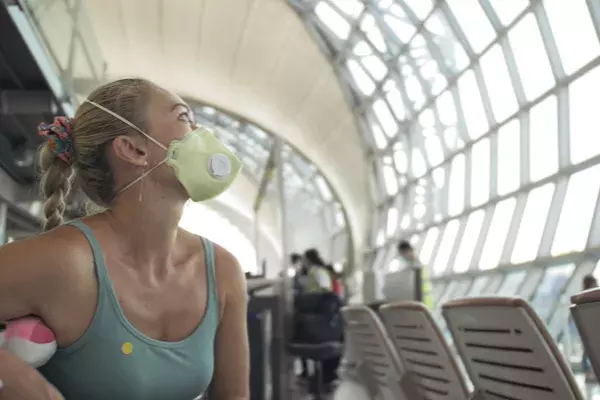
[122,342,133,355]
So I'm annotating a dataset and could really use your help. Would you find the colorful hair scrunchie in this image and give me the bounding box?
[38,116,74,165]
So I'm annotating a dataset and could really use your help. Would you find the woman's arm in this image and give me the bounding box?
[0,232,71,321]
[209,247,250,400]
[0,349,64,399]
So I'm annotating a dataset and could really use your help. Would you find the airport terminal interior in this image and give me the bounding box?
[2,0,600,399]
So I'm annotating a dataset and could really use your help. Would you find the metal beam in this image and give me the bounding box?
[253,144,277,213]
[0,89,55,115]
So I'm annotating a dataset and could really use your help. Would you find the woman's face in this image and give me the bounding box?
[141,89,197,193]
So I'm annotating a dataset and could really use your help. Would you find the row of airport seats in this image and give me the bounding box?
[341,288,600,400]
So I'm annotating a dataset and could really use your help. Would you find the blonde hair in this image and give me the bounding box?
[38,78,160,231]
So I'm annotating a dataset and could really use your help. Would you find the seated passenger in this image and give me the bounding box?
[381,240,432,307]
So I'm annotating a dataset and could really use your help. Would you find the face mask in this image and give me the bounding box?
[84,100,242,202]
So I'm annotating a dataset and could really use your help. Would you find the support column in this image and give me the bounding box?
[274,137,293,399]
[0,201,8,245]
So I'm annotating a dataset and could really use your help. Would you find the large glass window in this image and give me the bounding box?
[432,219,460,275]
[569,65,600,165]
[448,154,465,216]
[471,138,490,207]
[497,119,521,196]
[508,13,555,101]
[479,44,518,123]
[453,210,485,273]
[530,264,575,321]
[511,183,555,263]
[496,270,527,296]
[420,226,440,266]
[479,198,516,269]
[544,0,600,75]
[458,70,488,140]
[294,0,600,310]
[529,95,559,181]
[552,164,600,255]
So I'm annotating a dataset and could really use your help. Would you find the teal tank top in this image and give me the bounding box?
[39,220,219,400]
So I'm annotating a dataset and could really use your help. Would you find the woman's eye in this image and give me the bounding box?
[179,112,194,124]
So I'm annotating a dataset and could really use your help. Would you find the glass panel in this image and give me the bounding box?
[511,183,555,263]
[353,41,388,81]
[458,70,489,140]
[467,275,490,297]
[471,138,490,207]
[380,1,416,43]
[411,148,427,177]
[496,270,527,296]
[552,164,600,255]
[405,0,434,20]
[373,99,398,137]
[479,44,518,123]
[453,209,485,273]
[383,164,399,195]
[347,60,376,95]
[529,95,559,181]
[330,0,364,18]
[432,219,460,275]
[315,2,351,39]
[508,13,555,101]
[544,0,600,75]
[569,65,600,165]
[479,198,517,269]
[386,207,399,237]
[420,226,440,265]
[448,154,466,216]
[530,264,575,321]
[489,0,529,26]
[315,175,333,201]
[425,9,469,74]
[383,80,406,121]
[497,119,521,196]
[371,123,388,149]
[446,0,496,54]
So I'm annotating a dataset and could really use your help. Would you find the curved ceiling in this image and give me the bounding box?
[73,0,368,254]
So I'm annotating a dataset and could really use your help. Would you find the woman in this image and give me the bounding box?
[303,249,333,293]
[0,78,249,399]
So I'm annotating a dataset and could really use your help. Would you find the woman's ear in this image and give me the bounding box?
[111,136,148,167]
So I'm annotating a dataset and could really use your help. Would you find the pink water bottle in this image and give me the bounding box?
[0,317,57,367]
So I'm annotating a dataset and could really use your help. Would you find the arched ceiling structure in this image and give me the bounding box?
[66,0,368,257]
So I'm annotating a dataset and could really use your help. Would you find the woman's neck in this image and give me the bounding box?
[106,187,187,268]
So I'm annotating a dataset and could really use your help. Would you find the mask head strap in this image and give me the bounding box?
[83,99,167,151]
[83,99,169,195]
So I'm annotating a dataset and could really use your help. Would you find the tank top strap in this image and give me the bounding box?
[67,220,111,286]
[200,237,218,320]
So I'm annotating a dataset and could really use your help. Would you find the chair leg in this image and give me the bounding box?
[313,360,323,400]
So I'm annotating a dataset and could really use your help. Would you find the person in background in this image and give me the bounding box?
[582,274,598,380]
[303,249,333,293]
[381,240,432,307]
[398,240,432,307]
[291,253,308,295]
[325,264,344,299]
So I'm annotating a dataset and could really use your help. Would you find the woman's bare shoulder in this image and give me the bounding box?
[0,223,95,320]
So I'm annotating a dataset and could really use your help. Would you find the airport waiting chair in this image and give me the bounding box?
[379,301,470,399]
[341,305,419,400]
[571,287,600,380]
[443,297,583,400]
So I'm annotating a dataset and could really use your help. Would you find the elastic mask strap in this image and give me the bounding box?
[83,99,168,151]
[117,159,167,194]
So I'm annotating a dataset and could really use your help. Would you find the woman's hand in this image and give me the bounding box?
[0,349,63,399]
